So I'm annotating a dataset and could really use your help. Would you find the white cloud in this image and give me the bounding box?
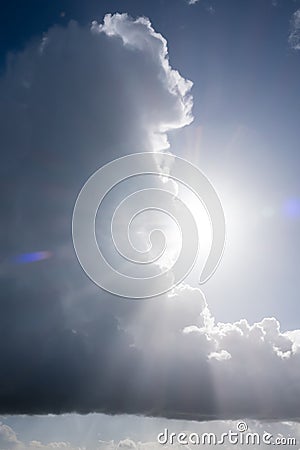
[0,436,81,450]
[188,0,199,4]
[117,439,137,450]
[5,419,300,450]
[0,422,22,449]
[0,423,84,450]
[289,9,300,50]
[0,13,193,178]
[92,13,193,148]
[208,349,231,361]
[121,283,300,420]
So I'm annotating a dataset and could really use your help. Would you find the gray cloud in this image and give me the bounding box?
[2,278,300,420]
[0,11,193,416]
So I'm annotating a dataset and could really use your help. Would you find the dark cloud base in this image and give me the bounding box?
[0,267,300,422]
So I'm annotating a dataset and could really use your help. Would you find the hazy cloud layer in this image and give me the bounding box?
[0,422,79,450]
[1,13,300,422]
[1,418,300,450]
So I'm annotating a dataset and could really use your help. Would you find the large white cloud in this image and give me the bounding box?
[1,11,300,423]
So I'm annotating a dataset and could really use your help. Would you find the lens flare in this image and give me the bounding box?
[283,198,300,219]
[12,251,52,264]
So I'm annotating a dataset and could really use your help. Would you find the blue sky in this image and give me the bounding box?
[1,0,300,448]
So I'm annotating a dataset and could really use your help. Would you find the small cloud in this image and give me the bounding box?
[206,5,215,14]
[289,9,300,50]
[187,0,215,13]
[117,439,137,450]
[208,349,231,361]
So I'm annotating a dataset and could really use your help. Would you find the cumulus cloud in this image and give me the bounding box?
[0,422,81,450]
[94,14,193,139]
[0,11,192,416]
[1,11,300,422]
[289,9,300,50]
[114,284,300,420]
[0,423,22,449]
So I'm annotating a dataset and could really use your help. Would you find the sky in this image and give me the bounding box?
[0,0,300,449]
